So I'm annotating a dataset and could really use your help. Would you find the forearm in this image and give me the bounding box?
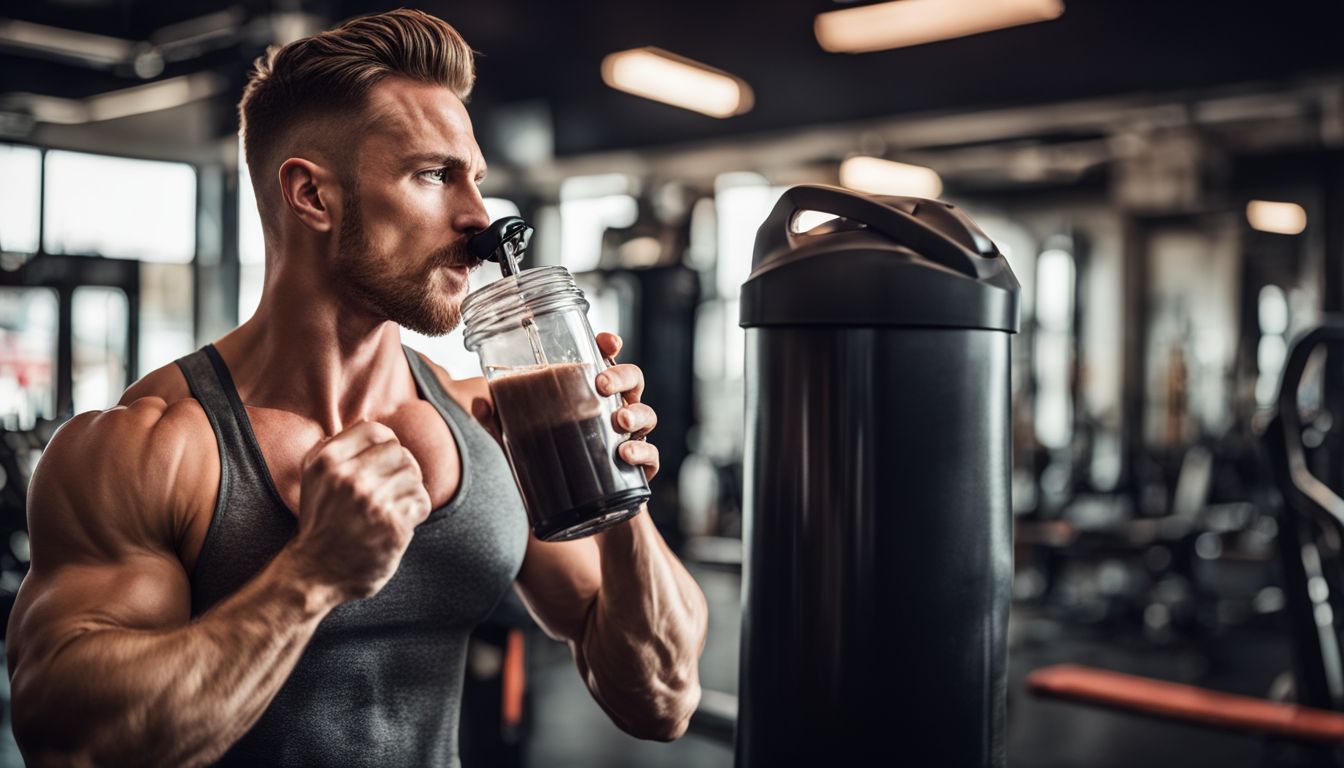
[13,548,338,767]
[575,510,708,741]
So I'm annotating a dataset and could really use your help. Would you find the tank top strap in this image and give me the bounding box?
[174,345,294,610]
[174,346,248,517]
[403,345,485,517]
[402,346,486,442]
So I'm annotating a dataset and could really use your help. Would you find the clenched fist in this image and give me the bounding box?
[285,421,432,602]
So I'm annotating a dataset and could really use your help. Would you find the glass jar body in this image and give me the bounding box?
[463,266,649,541]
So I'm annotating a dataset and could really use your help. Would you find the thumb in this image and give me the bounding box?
[301,434,335,472]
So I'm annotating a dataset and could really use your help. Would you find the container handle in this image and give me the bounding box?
[753,184,982,277]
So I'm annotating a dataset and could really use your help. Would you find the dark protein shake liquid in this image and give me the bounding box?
[489,362,648,540]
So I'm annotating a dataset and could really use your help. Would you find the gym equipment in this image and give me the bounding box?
[1029,320,1344,761]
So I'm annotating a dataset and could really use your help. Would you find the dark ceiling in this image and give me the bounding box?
[3,0,1344,161]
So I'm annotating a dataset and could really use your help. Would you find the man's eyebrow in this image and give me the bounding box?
[403,153,487,180]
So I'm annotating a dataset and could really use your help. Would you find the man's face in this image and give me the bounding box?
[332,78,490,336]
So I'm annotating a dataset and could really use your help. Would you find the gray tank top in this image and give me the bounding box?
[174,343,529,768]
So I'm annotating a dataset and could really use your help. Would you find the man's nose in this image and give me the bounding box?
[456,188,491,236]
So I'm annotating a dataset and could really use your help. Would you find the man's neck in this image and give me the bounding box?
[214,261,419,436]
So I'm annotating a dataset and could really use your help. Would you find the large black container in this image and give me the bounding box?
[736,185,1019,767]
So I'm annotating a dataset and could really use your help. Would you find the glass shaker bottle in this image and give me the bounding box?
[461,218,650,541]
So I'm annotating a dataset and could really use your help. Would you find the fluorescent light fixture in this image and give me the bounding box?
[840,156,943,198]
[15,95,86,125]
[0,19,136,65]
[87,73,225,122]
[815,0,1064,54]
[601,47,753,118]
[1247,200,1306,235]
[150,8,247,48]
[561,173,635,200]
[13,72,226,125]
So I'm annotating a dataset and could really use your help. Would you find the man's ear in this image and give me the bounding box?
[277,157,340,233]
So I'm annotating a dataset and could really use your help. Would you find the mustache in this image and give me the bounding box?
[432,239,479,269]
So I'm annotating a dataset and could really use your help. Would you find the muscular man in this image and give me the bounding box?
[7,10,708,766]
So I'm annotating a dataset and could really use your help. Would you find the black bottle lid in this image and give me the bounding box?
[740,185,1020,332]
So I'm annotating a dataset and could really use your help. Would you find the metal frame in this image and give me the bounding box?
[1266,321,1344,711]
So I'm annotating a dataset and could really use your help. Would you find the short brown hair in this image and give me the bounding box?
[238,9,475,192]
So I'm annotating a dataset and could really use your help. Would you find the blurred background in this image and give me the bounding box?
[2,0,1344,765]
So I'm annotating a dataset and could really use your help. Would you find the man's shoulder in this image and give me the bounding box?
[409,352,500,435]
[108,361,216,481]
[33,367,217,547]
[118,357,194,406]
[411,351,492,405]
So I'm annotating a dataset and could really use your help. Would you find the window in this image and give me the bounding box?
[1256,284,1289,407]
[0,145,41,254]
[684,173,788,468]
[140,262,196,375]
[72,287,129,414]
[714,173,785,300]
[559,175,638,273]
[44,150,196,263]
[238,148,266,322]
[702,173,787,385]
[1034,247,1076,450]
[0,288,57,428]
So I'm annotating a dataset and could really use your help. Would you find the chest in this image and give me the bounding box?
[179,397,464,575]
[248,399,463,516]
[187,391,531,626]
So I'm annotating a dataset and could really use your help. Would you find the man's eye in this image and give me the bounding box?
[422,168,449,183]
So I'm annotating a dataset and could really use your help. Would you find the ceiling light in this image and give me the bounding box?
[88,73,225,122]
[0,19,136,65]
[815,0,1064,54]
[1247,200,1306,235]
[601,47,753,118]
[840,156,943,198]
[619,236,663,268]
[12,72,227,125]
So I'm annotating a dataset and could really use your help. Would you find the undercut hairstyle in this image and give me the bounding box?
[238,8,475,197]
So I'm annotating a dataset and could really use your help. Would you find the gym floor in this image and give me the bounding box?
[523,566,1326,768]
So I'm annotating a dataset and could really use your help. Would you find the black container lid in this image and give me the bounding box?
[739,185,1020,332]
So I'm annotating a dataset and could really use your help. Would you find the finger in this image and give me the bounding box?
[394,482,434,524]
[612,403,658,437]
[595,363,645,402]
[375,469,423,506]
[350,440,418,480]
[391,471,432,500]
[618,440,659,480]
[304,420,399,471]
[596,332,623,360]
